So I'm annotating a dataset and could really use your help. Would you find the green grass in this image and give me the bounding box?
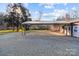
[0,30,14,35]
[0,29,23,35]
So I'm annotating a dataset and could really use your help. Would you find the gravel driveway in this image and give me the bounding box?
[0,30,79,56]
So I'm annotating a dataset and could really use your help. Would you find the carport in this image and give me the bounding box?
[22,20,79,37]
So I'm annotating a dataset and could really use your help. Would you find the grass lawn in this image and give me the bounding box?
[0,29,24,35]
[0,30,14,35]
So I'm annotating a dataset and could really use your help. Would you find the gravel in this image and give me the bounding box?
[0,31,79,56]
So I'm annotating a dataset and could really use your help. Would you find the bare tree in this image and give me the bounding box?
[69,10,79,20]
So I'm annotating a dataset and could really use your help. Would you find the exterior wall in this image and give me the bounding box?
[49,24,71,36]
[49,25,60,32]
[49,25,64,33]
[73,23,79,37]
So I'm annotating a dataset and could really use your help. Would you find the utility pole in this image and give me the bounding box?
[38,11,43,21]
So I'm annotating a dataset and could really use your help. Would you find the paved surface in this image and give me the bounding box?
[0,30,79,56]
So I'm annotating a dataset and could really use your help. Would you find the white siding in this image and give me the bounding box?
[73,25,79,37]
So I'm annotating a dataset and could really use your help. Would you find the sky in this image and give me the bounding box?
[0,3,79,21]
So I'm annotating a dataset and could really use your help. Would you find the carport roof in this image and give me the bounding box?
[22,19,79,25]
